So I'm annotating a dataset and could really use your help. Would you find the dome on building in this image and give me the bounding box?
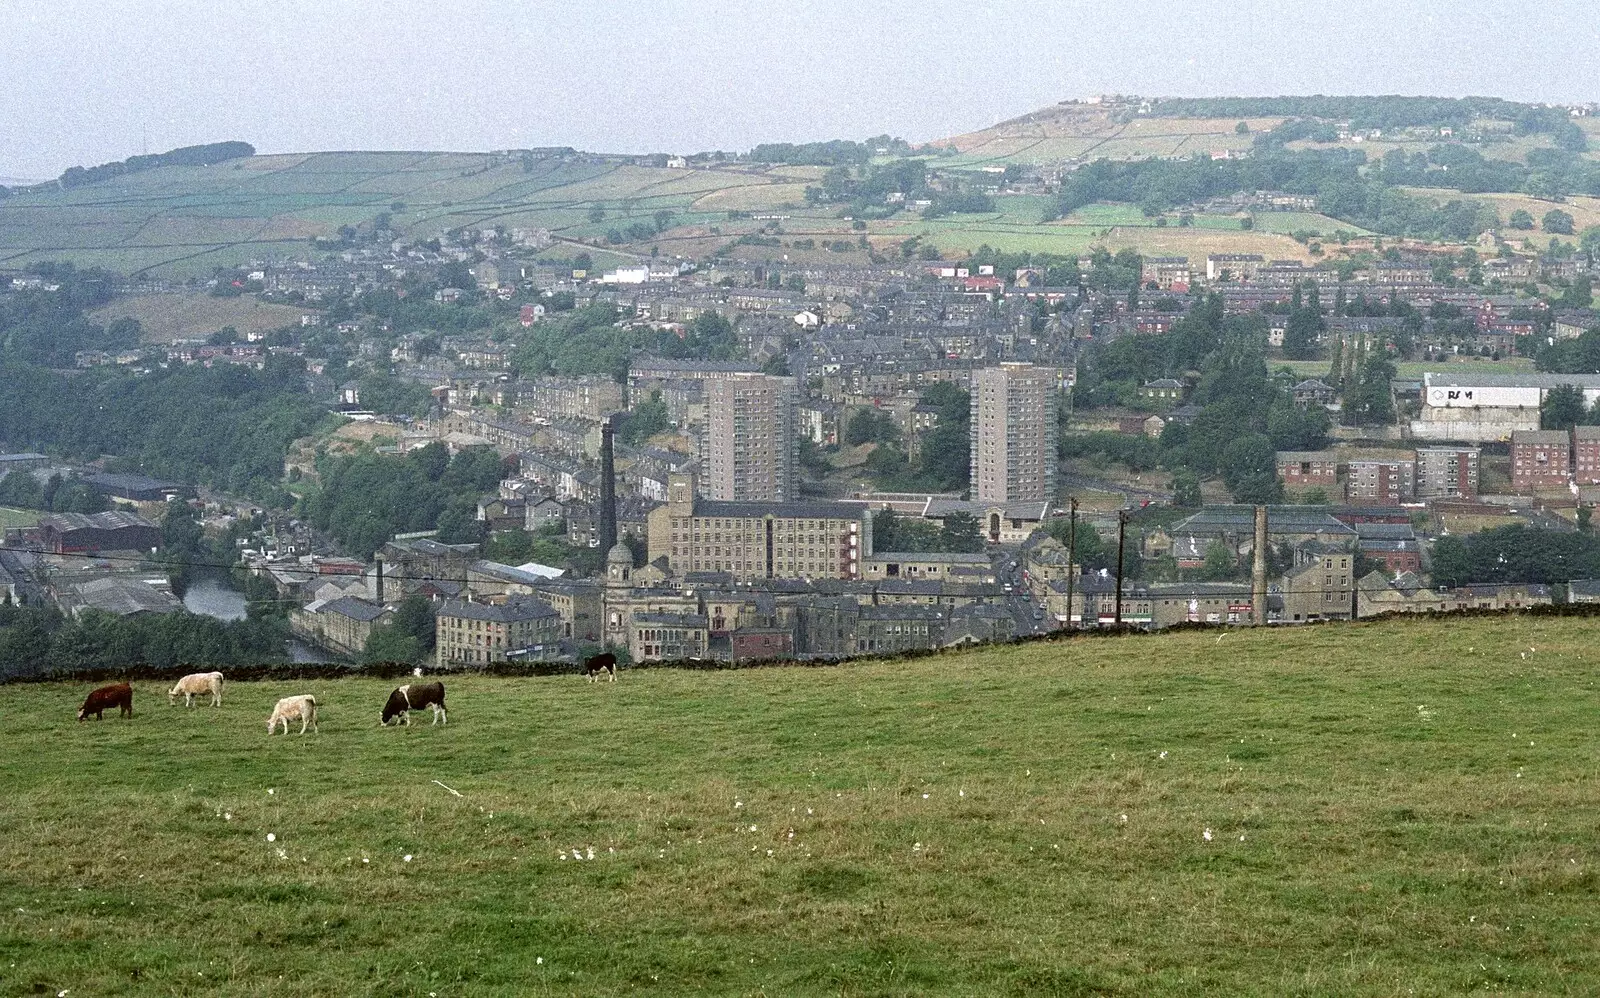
[607,541,633,567]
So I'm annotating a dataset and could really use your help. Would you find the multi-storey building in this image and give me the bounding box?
[1346,456,1416,504]
[703,373,796,502]
[1276,450,1340,497]
[646,473,870,582]
[970,362,1059,504]
[1414,446,1480,499]
[1574,426,1600,485]
[1510,429,1571,491]
[434,597,563,667]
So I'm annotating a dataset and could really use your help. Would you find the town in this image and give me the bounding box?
[3,107,1599,672]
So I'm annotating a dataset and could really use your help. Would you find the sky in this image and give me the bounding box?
[2,0,1597,182]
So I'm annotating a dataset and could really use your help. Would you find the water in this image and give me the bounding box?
[183,577,337,662]
[183,578,248,621]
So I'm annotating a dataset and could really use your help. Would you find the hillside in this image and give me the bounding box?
[2,615,1597,995]
[0,152,820,279]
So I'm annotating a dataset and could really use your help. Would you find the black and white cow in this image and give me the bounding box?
[583,652,617,683]
[381,681,447,726]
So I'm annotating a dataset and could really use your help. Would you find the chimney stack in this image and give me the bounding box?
[1252,505,1268,626]
[599,416,618,555]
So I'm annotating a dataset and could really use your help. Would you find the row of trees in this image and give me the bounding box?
[0,602,287,681]
[871,508,983,554]
[305,443,507,559]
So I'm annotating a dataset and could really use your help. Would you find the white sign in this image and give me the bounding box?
[1426,385,1540,409]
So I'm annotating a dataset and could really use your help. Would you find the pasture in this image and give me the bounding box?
[3,614,1599,995]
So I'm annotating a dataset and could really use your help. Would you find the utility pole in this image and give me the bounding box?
[1113,509,1128,627]
[1064,497,1078,632]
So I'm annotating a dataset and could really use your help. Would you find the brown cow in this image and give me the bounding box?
[79,682,133,721]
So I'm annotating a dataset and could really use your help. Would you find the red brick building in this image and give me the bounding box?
[1277,450,1340,497]
[1574,426,1600,485]
[1510,430,1571,492]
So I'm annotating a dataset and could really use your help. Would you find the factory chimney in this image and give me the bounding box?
[599,416,618,555]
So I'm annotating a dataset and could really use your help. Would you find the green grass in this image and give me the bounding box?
[1278,358,1535,379]
[3,615,1598,995]
[0,507,39,529]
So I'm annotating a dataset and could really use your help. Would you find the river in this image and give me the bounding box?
[182,577,335,662]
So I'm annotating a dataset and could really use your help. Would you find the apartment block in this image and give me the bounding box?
[970,362,1059,505]
[1574,426,1600,485]
[703,373,796,502]
[1346,456,1416,504]
[1510,429,1571,491]
[1414,446,1480,499]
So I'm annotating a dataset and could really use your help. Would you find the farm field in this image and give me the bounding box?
[3,615,1599,995]
[0,506,38,529]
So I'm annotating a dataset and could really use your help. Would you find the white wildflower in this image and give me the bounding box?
[403,855,413,862]
[265,833,276,843]
[1119,813,1128,823]
[922,793,929,799]
[734,801,743,808]
[536,957,543,965]
[1158,751,1167,760]
[749,824,757,832]
[1202,828,1213,842]
[586,847,595,860]
[224,813,232,821]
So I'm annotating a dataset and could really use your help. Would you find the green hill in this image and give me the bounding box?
[0,152,820,278]
[2,614,1595,995]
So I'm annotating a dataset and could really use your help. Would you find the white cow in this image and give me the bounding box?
[267,694,318,735]
[168,671,225,708]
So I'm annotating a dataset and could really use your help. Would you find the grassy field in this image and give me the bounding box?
[0,507,38,529]
[1278,358,1535,380]
[89,293,315,343]
[3,615,1599,995]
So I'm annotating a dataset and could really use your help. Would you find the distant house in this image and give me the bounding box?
[1138,378,1187,403]
[290,596,393,657]
[1291,379,1338,407]
[339,381,361,406]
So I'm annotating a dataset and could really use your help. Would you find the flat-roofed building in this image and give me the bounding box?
[970,362,1059,505]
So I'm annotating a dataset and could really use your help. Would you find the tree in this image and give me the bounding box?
[1541,383,1586,432]
[1201,540,1239,581]
[1171,468,1202,508]
[1509,209,1535,231]
[1560,276,1593,310]
[1235,121,1250,134]
[1342,352,1398,426]
[939,512,984,553]
[1543,209,1575,235]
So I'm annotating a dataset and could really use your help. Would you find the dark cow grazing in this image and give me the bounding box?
[381,682,447,726]
[583,652,617,683]
[79,682,133,721]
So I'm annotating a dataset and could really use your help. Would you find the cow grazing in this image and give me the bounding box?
[168,671,224,708]
[78,682,133,721]
[267,695,318,735]
[583,652,617,683]
[381,682,447,726]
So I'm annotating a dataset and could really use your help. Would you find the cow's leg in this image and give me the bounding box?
[608,668,616,683]
[299,716,307,735]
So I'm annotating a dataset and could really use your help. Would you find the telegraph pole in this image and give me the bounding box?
[1064,497,1078,632]
[1113,509,1128,626]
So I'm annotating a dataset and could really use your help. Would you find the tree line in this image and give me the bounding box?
[305,443,507,559]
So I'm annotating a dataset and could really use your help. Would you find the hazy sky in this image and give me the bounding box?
[2,0,1596,181]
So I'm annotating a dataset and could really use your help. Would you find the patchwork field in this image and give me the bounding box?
[3,615,1598,996]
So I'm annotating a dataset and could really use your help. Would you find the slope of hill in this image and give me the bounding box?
[2,614,1595,995]
[0,152,817,278]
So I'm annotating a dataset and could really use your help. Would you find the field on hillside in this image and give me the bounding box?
[3,616,1599,996]
[0,154,811,278]
[89,293,314,342]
